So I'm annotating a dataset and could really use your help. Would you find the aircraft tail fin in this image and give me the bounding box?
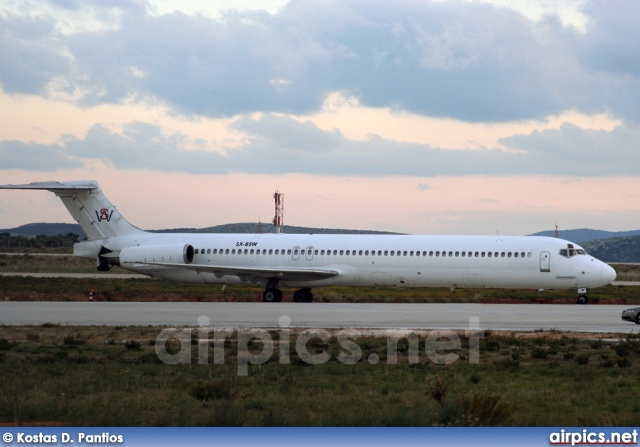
[0,180,144,240]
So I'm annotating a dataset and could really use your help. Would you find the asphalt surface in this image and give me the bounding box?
[0,302,637,333]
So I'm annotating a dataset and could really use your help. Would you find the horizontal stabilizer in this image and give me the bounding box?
[0,181,98,191]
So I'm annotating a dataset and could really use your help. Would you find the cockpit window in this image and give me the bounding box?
[559,244,586,258]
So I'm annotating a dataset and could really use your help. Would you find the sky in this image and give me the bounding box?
[0,0,639,235]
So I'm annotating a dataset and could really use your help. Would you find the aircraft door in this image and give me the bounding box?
[305,246,314,261]
[540,251,550,272]
[292,246,301,260]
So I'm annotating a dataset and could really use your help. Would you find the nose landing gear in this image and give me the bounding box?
[576,288,589,305]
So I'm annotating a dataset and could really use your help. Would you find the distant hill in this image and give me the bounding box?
[581,235,640,263]
[0,223,86,238]
[153,223,401,235]
[529,228,640,243]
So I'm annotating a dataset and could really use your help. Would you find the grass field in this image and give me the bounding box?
[0,325,639,426]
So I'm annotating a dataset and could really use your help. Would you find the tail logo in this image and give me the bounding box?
[96,208,114,222]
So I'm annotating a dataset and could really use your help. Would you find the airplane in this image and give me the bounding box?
[0,180,616,304]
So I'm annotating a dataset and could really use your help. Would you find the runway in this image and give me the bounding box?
[0,302,636,333]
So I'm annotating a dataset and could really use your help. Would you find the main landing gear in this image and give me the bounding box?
[262,280,313,303]
[576,288,589,305]
[293,287,313,303]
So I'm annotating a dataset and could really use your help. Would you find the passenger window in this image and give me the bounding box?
[359,250,363,255]
[521,252,525,258]
[508,252,512,258]
[250,249,254,254]
[287,249,291,255]
[390,251,395,256]
[384,251,388,256]
[501,252,505,257]
[442,252,447,257]
[410,251,414,256]
[231,249,236,254]
[430,251,434,256]
[514,252,518,258]
[488,252,492,257]
[435,251,440,257]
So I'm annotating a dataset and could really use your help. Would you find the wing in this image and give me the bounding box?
[139,261,339,282]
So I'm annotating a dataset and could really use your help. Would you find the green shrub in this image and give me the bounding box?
[63,335,86,346]
[575,355,589,365]
[460,393,515,426]
[0,338,16,350]
[125,340,142,350]
[190,380,236,401]
[617,357,632,368]
[531,348,548,359]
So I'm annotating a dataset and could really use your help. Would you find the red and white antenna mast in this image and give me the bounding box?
[273,191,284,234]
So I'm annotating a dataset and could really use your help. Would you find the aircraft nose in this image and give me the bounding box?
[601,264,616,285]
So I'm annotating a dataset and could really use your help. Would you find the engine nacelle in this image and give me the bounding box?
[119,244,195,266]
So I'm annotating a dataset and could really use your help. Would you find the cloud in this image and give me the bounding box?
[0,140,82,171]
[3,115,638,177]
[62,122,228,174]
[0,15,71,95]
[1,0,640,122]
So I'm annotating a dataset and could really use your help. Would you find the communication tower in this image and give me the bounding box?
[273,191,284,234]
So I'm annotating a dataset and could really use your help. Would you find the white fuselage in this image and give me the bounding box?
[77,233,615,291]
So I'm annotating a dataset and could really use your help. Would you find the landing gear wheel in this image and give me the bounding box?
[263,288,283,303]
[635,314,640,325]
[576,295,589,305]
[293,288,313,303]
